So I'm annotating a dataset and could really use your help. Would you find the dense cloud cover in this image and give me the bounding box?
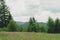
[5,0,60,22]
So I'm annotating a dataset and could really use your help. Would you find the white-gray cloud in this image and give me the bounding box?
[41,0,60,12]
[5,0,60,22]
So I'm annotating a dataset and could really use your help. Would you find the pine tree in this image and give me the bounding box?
[54,18,60,33]
[0,0,12,27]
[47,17,55,33]
[28,17,33,32]
[28,17,40,32]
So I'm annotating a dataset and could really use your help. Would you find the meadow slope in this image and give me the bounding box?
[0,32,60,40]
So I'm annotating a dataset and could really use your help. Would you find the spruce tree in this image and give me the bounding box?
[47,17,55,33]
[28,17,40,32]
[0,0,12,27]
[54,18,60,33]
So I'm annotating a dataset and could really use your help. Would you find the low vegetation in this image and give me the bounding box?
[0,32,60,40]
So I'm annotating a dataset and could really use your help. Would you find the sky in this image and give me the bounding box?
[5,0,60,22]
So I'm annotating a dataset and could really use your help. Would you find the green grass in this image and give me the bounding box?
[0,32,60,40]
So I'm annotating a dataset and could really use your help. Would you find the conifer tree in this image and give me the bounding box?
[47,17,55,33]
[54,18,60,33]
[0,0,12,27]
[28,17,40,32]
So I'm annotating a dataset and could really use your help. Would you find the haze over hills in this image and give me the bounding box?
[16,21,47,27]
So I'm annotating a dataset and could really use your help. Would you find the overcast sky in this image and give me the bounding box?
[5,0,60,22]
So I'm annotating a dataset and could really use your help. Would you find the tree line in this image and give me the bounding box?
[0,0,60,33]
[47,17,60,33]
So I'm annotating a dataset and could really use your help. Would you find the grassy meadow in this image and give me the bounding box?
[0,32,60,40]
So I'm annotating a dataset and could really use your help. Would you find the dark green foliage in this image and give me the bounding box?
[47,17,55,33]
[28,17,33,32]
[28,17,41,32]
[17,25,23,32]
[54,18,60,33]
[0,27,8,32]
[0,0,12,27]
[7,20,17,32]
[47,17,60,33]
[23,26,28,32]
[41,26,48,32]
[7,20,23,32]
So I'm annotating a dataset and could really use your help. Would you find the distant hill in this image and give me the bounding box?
[16,21,47,27]
[16,22,26,25]
[38,22,47,27]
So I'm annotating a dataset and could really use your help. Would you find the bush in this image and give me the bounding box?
[0,27,8,32]
[7,20,18,32]
[17,25,23,32]
[41,26,48,32]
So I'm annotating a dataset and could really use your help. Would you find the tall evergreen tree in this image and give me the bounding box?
[47,17,55,33]
[0,0,12,27]
[54,18,60,33]
[28,17,40,32]
[28,17,33,32]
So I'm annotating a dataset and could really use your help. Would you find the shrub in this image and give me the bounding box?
[7,20,17,32]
